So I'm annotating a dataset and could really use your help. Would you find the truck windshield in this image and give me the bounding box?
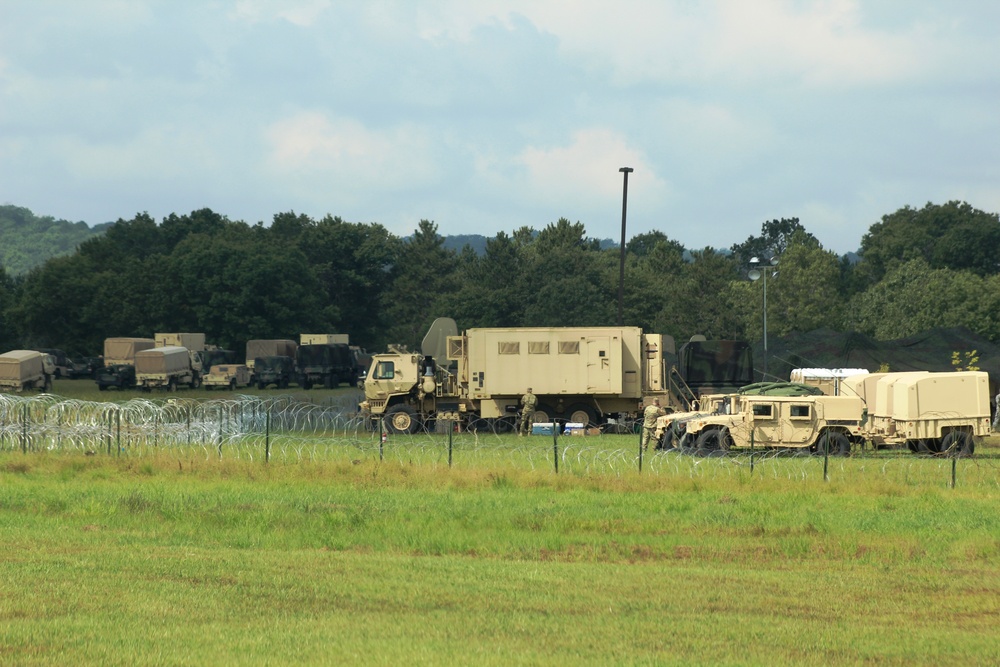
[373,361,395,380]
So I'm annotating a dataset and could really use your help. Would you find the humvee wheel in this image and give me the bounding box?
[695,428,732,456]
[385,405,419,434]
[940,431,975,457]
[816,431,850,456]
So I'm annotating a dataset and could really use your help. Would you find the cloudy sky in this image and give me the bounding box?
[1,1,998,254]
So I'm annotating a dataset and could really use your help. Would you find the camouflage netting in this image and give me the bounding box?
[759,327,1000,390]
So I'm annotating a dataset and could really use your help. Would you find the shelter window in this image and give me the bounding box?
[559,341,580,354]
[790,404,811,419]
[373,361,395,380]
[498,342,520,355]
[528,341,550,354]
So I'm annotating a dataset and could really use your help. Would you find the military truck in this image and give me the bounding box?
[135,346,201,391]
[667,391,866,455]
[245,339,297,376]
[0,350,55,393]
[30,348,73,378]
[297,343,354,389]
[254,355,296,389]
[203,364,251,390]
[362,319,715,434]
[843,371,989,456]
[96,337,156,391]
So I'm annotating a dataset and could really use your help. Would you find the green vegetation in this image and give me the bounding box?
[3,200,1000,359]
[1,452,997,665]
[0,204,110,275]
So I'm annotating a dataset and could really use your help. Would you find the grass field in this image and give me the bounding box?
[2,446,999,666]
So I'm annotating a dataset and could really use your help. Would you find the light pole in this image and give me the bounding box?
[617,167,633,326]
[748,256,778,380]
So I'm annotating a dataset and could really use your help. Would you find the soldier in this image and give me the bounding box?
[641,398,665,450]
[519,387,537,436]
[994,389,1000,431]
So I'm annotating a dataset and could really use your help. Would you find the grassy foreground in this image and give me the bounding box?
[1,453,998,666]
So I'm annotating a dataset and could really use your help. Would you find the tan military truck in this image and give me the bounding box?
[361,319,677,433]
[135,346,201,391]
[844,371,989,456]
[96,337,156,390]
[155,332,206,351]
[0,350,55,393]
[202,364,251,390]
[245,339,297,375]
[673,393,866,455]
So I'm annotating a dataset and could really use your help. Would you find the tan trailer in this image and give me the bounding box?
[300,334,349,345]
[154,333,206,352]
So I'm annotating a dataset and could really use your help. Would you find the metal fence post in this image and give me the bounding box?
[448,421,453,468]
[265,408,271,464]
[553,423,559,474]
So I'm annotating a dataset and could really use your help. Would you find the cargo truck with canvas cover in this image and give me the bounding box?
[0,350,55,392]
[361,319,682,434]
[254,355,296,389]
[96,337,156,390]
[245,339,297,374]
[134,346,201,391]
[297,343,354,389]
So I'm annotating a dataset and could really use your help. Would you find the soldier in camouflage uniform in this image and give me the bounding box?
[641,398,665,449]
[519,387,537,436]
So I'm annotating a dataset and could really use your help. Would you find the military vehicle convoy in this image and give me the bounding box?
[0,350,55,393]
[359,318,753,434]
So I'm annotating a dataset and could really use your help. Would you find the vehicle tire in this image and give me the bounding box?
[324,374,334,389]
[258,381,266,390]
[43,376,53,393]
[167,378,177,392]
[385,404,419,434]
[229,380,236,391]
[940,431,975,457]
[695,428,732,455]
[566,403,596,427]
[279,378,289,390]
[302,379,313,390]
[467,416,490,433]
[495,416,516,434]
[815,431,850,456]
[98,384,107,392]
[533,404,555,425]
[191,375,201,389]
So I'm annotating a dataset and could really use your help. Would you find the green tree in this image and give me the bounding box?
[446,231,528,328]
[730,217,816,267]
[856,201,1000,287]
[382,220,459,349]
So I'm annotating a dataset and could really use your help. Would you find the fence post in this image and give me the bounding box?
[265,408,271,464]
[750,429,755,475]
[638,421,643,474]
[553,423,559,474]
[379,417,385,461]
[448,421,453,468]
[823,436,830,482]
[22,402,28,454]
[116,409,121,456]
[951,455,957,489]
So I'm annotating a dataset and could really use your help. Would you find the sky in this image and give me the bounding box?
[1,0,999,255]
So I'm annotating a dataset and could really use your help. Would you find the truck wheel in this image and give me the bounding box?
[191,375,201,389]
[98,384,107,392]
[815,431,850,456]
[533,405,555,425]
[302,379,313,390]
[385,405,419,434]
[324,374,334,389]
[940,431,974,457]
[279,378,289,389]
[168,378,177,392]
[43,376,53,393]
[258,381,266,390]
[229,380,236,391]
[566,403,596,427]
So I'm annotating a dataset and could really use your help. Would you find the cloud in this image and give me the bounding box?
[263,110,439,201]
[231,0,332,27]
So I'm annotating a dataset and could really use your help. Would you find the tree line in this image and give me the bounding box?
[1,200,998,359]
